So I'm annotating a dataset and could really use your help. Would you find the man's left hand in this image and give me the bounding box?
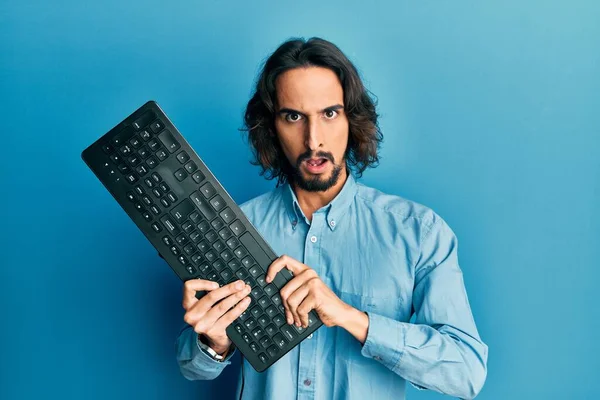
[265,254,351,328]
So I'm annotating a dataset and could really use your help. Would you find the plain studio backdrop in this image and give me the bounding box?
[1,1,598,399]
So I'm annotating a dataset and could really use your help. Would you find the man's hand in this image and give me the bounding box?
[265,255,352,328]
[182,279,252,354]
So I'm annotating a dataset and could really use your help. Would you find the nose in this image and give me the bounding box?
[304,117,323,151]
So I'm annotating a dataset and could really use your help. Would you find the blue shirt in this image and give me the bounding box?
[175,173,488,399]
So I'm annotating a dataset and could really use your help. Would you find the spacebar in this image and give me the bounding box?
[239,232,289,288]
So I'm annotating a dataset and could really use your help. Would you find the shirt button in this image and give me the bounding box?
[307,333,313,339]
[310,236,317,243]
[373,356,382,361]
[330,220,336,227]
[304,379,312,386]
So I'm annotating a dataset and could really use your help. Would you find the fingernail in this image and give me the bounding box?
[212,282,219,289]
[235,281,244,290]
[266,276,271,283]
[287,317,293,324]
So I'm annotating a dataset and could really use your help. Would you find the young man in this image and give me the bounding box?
[175,37,488,399]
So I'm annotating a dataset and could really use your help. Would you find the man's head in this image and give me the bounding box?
[243,37,383,191]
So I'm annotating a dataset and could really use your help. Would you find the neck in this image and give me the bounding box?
[292,166,349,223]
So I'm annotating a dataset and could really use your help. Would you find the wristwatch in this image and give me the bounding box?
[197,334,226,362]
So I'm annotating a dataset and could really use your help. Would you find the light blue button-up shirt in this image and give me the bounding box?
[175,173,488,399]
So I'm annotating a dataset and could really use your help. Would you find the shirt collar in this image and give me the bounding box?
[282,172,358,231]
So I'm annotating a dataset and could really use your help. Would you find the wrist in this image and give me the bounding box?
[199,334,231,356]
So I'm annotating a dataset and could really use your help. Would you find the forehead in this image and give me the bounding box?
[275,66,344,110]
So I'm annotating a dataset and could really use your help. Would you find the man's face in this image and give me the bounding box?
[274,66,349,192]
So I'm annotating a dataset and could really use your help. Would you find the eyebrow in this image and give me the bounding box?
[276,104,344,117]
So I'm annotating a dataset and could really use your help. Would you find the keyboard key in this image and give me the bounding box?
[200,182,216,198]
[138,146,151,159]
[142,211,152,221]
[250,306,263,318]
[213,259,226,271]
[160,215,181,235]
[264,284,277,297]
[178,255,188,266]
[146,156,158,168]
[135,165,148,176]
[148,139,161,151]
[182,221,194,234]
[156,149,168,161]
[125,173,138,184]
[220,208,236,224]
[257,315,269,328]
[242,333,252,344]
[191,253,204,265]
[174,169,187,181]
[218,227,232,241]
[258,353,269,364]
[127,155,141,166]
[142,195,152,206]
[197,221,210,234]
[170,245,180,256]
[189,212,201,224]
[273,333,287,348]
[129,135,142,148]
[132,110,156,130]
[228,259,242,271]
[273,314,286,328]
[249,342,260,353]
[149,119,164,133]
[226,237,240,249]
[176,234,188,246]
[126,191,136,202]
[212,240,225,253]
[119,145,133,156]
[204,250,217,263]
[150,204,161,215]
[162,236,173,246]
[234,246,248,259]
[258,296,270,309]
[176,151,189,164]
[134,185,144,195]
[190,191,217,220]
[183,244,195,256]
[151,222,162,232]
[281,326,296,341]
[230,220,246,236]
[190,231,202,243]
[209,195,226,212]
[192,171,205,183]
[159,182,170,192]
[102,144,114,154]
[249,265,262,278]
[185,264,196,275]
[220,268,233,281]
[160,197,171,208]
[267,345,279,358]
[205,230,218,243]
[197,240,210,253]
[140,130,152,141]
[236,269,249,280]
[152,188,162,198]
[261,335,274,348]
[158,129,180,153]
[244,318,257,330]
[211,218,225,231]
[167,192,177,203]
[265,306,278,319]
[109,154,122,164]
[220,249,233,262]
[251,328,265,340]
[184,161,197,173]
[256,275,267,288]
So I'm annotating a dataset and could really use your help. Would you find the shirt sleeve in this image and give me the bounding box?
[361,213,488,399]
[175,323,237,381]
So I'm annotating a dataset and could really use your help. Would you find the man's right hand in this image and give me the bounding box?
[182,279,252,355]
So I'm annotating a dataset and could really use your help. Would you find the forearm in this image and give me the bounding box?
[359,311,488,400]
[175,324,235,381]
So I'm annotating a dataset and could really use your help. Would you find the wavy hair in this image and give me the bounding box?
[241,37,383,186]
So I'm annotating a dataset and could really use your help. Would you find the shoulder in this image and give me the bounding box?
[354,182,442,237]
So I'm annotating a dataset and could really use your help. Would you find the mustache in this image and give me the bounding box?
[296,151,335,167]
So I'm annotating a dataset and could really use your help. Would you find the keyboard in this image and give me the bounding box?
[81,100,322,372]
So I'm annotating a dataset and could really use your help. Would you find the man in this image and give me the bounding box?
[175,37,488,399]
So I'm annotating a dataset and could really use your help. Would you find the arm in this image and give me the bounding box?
[351,214,488,399]
[175,323,237,381]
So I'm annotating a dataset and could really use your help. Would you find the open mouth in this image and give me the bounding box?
[303,158,330,173]
[306,158,327,167]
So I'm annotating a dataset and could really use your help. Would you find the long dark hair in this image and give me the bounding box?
[241,37,383,187]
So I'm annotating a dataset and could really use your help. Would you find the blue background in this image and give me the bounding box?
[1,1,599,399]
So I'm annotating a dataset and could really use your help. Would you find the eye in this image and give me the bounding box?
[285,112,303,123]
[324,110,338,119]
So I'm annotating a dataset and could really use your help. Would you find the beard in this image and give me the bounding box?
[289,150,344,192]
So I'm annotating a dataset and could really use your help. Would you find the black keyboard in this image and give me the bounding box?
[81,100,322,372]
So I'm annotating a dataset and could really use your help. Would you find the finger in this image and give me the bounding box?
[297,295,315,328]
[212,296,253,332]
[189,279,247,316]
[265,255,306,284]
[204,284,252,324]
[183,279,220,309]
[286,285,310,327]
